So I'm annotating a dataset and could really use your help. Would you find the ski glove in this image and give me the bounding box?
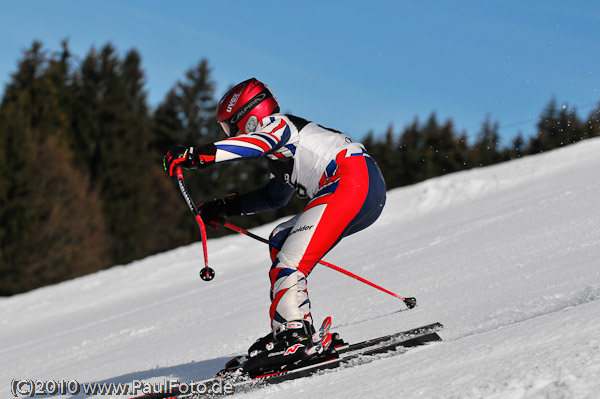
[163,144,217,177]
[197,194,242,229]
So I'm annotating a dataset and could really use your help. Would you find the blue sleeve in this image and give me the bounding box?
[240,178,294,214]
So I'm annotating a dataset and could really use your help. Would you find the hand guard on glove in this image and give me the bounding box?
[163,144,217,177]
[197,194,243,229]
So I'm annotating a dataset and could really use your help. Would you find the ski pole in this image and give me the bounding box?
[222,221,417,309]
[175,167,215,281]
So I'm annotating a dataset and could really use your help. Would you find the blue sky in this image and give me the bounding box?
[1,0,599,145]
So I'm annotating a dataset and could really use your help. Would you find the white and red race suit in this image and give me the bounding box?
[212,114,386,329]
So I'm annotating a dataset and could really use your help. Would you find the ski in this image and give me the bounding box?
[215,321,443,378]
[336,321,443,356]
[238,325,443,388]
[129,322,443,398]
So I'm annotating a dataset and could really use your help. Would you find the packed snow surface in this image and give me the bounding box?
[2,138,600,399]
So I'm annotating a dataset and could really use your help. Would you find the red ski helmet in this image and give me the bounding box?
[217,78,279,137]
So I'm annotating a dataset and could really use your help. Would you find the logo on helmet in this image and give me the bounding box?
[227,92,241,113]
[230,92,267,124]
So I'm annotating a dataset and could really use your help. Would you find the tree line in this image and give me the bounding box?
[1,41,599,295]
[365,101,600,187]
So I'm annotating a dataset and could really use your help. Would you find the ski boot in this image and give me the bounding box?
[243,318,337,377]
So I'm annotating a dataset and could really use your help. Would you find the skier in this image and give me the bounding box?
[164,78,386,372]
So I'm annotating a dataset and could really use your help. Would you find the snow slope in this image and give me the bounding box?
[2,138,600,399]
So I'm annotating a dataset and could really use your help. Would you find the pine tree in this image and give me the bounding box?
[585,103,600,138]
[527,98,558,154]
[556,106,583,145]
[152,89,183,158]
[504,133,525,160]
[422,113,446,180]
[0,41,110,295]
[471,115,501,167]
[71,44,159,264]
[398,117,425,186]
[437,120,467,175]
